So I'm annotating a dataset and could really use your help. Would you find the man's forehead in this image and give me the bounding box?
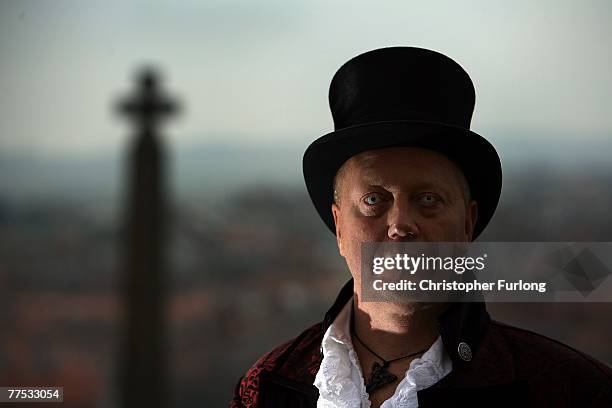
[335,146,468,198]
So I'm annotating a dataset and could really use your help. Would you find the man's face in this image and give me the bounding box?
[331,147,478,282]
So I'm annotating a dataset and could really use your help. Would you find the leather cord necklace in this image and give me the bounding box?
[351,308,429,394]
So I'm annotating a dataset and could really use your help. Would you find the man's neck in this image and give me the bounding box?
[352,295,447,359]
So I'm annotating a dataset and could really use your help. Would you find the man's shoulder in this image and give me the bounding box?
[230,321,323,407]
[246,321,323,377]
[489,320,612,377]
[484,319,612,399]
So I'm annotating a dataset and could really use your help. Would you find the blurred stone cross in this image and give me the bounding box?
[116,67,179,408]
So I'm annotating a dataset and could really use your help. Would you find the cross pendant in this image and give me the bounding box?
[365,361,398,394]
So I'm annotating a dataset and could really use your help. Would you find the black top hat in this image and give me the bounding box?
[303,46,502,239]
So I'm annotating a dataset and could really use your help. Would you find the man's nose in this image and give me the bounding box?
[387,197,419,240]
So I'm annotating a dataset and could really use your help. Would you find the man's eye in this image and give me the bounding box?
[363,194,383,205]
[418,193,439,206]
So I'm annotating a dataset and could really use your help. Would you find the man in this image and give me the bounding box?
[230,47,612,407]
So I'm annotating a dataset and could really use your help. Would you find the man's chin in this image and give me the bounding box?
[358,298,449,316]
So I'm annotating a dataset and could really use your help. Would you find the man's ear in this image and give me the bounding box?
[465,200,478,241]
[332,203,345,256]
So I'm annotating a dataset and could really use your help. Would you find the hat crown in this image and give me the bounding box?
[329,47,476,130]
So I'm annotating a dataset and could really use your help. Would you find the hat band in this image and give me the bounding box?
[333,106,471,131]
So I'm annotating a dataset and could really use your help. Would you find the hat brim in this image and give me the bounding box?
[302,120,502,240]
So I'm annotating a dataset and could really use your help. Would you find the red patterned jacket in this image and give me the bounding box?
[230,280,612,407]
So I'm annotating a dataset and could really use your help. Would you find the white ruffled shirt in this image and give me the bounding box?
[314,300,452,408]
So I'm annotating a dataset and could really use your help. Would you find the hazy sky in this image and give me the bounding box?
[1,0,611,157]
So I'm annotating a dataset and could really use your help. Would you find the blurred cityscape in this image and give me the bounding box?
[1,159,612,407]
